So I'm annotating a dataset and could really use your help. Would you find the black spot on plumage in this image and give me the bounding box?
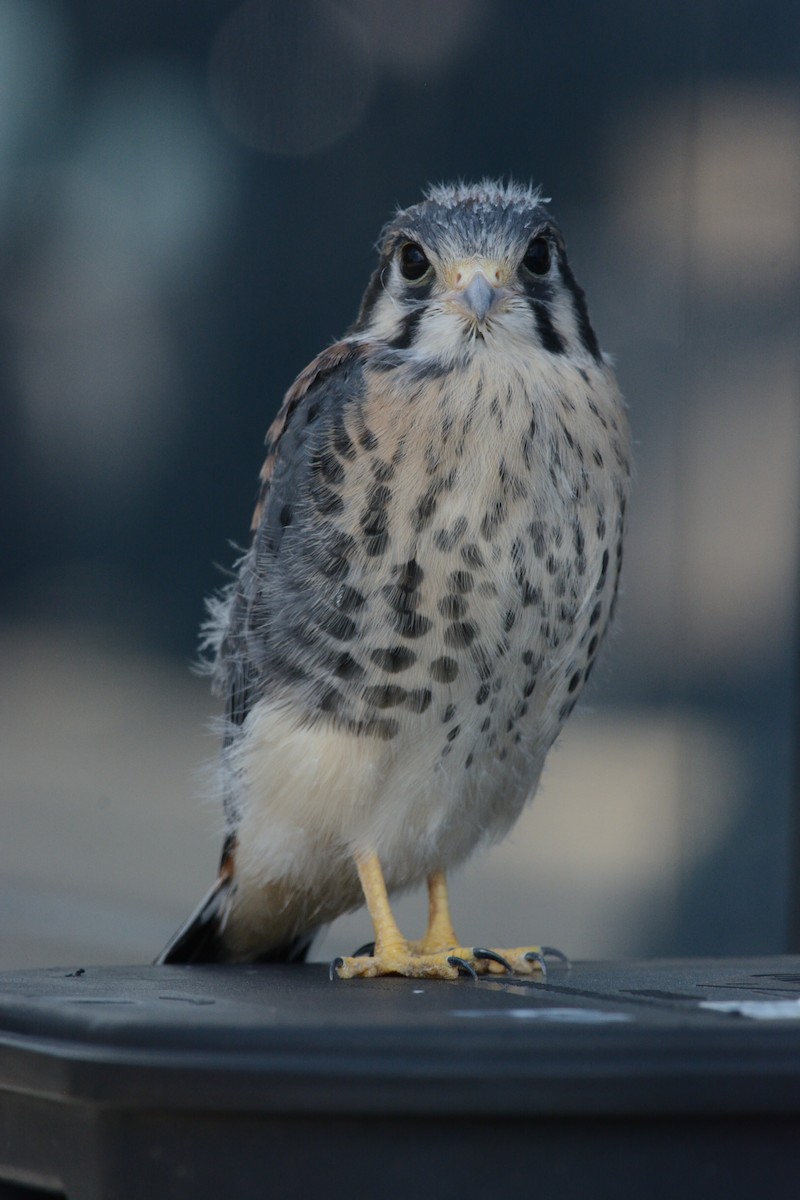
[333,585,365,613]
[449,570,473,594]
[430,656,458,683]
[480,500,506,540]
[413,487,439,532]
[589,601,602,627]
[529,521,546,558]
[442,703,457,723]
[587,398,607,427]
[595,548,610,591]
[446,725,461,742]
[364,684,407,709]
[461,543,484,568]
[361,485,391,536]
[314,449,344,485]
[476,682,490,705]
[381,559,423,613]
[365,530,389,557]
[439,594,467,620]
[382,583,418,616]
[370,646,416,673]
[317,610,357,641]
[522,578,542,604]
[393,610,432,638]
[333,652,364,680]
[406,688,432,713]
[445,621,476,649]
[397,558,423,590]
[357,422,377,452]
[433,516,468,552]
[480,717,491,733]
[568,670,581,694]
[352,716,399,741]
[317,530,355,580]
[311,483,344,516]
[279,504,293,528]
[332,415,356,461]
[372,458,395,483]
[319,687,343,713]
[523,677,536,698]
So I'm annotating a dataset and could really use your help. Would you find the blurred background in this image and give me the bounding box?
[1,0,798,969]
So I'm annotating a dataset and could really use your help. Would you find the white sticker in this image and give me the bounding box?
[453,1007,631,1024]
[700,999,800,1020]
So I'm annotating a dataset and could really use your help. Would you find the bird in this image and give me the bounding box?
[157,179,631,980]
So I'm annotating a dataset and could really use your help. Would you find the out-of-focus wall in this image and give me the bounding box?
[1,0,798,968]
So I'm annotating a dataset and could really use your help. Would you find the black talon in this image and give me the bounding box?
[524,951,548,977]
[352,941,375,957]
[473,947,514,973]
[541,945,571,967]
[329,956,344,981]
[447,955,478,980]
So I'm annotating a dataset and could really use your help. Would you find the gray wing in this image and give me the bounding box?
[205,339,370,786]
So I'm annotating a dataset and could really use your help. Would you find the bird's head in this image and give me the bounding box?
[351,179,601,370]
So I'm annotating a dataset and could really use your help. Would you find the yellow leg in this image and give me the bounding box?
[408,871,459,955]
[331,856,552,980]
[356,851,409,959]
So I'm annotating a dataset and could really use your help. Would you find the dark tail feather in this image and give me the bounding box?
[155,876,231,964]
[155,876,317,965]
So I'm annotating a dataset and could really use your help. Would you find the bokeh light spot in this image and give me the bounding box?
[209,0,372,157]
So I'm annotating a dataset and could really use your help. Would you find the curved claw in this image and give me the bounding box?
[523,951,548,977]
[352,941,376,958]
[447,955,478,980]
[329,956,344,981]
[473,947,514,973]
[540,945,571,967]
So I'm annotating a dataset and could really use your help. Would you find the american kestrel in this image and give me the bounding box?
[158,180,631,979]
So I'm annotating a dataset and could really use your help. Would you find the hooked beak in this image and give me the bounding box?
[450,267,505,325]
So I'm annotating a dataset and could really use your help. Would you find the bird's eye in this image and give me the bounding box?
[399,242,431,282]
[522,236,551,276]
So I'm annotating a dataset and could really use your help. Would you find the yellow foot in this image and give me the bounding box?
[331,945,557,980]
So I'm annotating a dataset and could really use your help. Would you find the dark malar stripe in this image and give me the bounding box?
[526,297,566,354]
[387,305,425,350]
[558,259,602,361]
